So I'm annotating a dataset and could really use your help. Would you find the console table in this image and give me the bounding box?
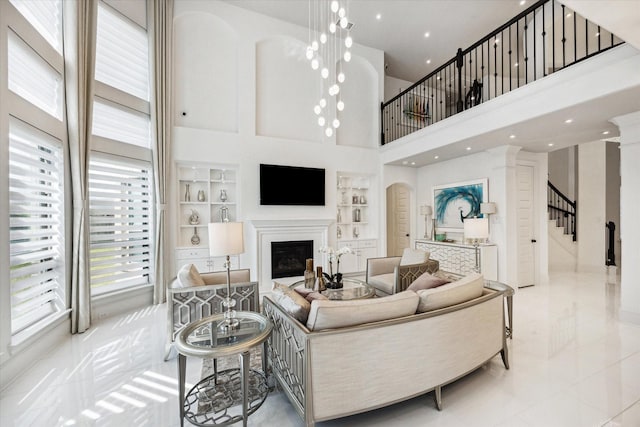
[415,240,498,281]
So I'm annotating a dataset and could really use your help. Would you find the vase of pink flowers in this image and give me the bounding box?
[318,246,352,289]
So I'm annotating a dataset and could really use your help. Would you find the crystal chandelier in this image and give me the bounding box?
[306,0,353,137]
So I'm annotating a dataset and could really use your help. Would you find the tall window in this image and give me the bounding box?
[8,119,65,335]
[4,0,66,339]
[90,1,153,295]
[89,155,152,295]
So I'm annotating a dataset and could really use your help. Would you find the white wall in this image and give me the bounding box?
[416,147,511,285]
[172,0,385,279]
[384,75,413,102]
[548,146,578,199]
[577,141,607,272]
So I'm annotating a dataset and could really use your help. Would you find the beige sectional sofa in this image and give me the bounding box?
[263,273,509,427]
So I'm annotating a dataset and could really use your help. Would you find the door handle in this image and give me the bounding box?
[531,239,537,243]
[405,233,410,237]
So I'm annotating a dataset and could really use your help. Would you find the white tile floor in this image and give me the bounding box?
[1,271,639,426]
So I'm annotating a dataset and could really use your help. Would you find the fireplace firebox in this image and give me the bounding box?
[271,240,313,279]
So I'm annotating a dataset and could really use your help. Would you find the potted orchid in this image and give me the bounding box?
[318,246,353,289]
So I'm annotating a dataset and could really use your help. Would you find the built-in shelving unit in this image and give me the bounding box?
[175,163,240,272]
[336,172,377,273]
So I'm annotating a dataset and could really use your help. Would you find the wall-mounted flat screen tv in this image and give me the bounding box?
[260,164,325,206]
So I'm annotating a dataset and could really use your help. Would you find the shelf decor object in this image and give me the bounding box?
[208,221,245,330]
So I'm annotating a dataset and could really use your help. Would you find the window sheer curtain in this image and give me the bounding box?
[63,0,97,333]
[149,0,174,304]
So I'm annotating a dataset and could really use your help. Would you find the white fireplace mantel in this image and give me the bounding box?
[251,218,333,295]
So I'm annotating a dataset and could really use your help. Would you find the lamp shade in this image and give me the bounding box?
[208,222,244,257]
[464,217,489,240]
[420,205,432,216]
[480,202,497,215]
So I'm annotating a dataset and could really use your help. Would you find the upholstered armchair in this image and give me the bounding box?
[366,249,439,296]
[165,264,259,360]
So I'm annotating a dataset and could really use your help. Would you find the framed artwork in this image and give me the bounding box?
[401,93,429,128]
[433,178,488,232]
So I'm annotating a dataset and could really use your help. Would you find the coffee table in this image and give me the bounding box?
[289,277,375,300]
[175,311,273,427]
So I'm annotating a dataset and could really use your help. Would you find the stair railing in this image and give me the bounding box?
[547,180,576,241]
[381,0,624,145]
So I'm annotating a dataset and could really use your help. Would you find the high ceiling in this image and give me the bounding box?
[225,0,640,166]
[225,0,528,82]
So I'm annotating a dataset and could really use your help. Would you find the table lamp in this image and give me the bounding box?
[208,221,244,329]
[464,217,489,272]
[420,205,433,239]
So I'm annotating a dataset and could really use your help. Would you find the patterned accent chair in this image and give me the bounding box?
[165,266,259,360]
[366,248,439,296]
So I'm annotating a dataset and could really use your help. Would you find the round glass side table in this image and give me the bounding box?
[175,311,273,427]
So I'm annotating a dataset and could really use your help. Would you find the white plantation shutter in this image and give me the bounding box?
[8,30,63,120]
[9,118,65,335]
[9,0,62,53]
[92,99,150,148]
[95,3,149,102]
[89,155,153,295]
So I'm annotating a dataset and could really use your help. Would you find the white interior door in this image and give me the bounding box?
[517,164,536,287]
[386,184,410,257]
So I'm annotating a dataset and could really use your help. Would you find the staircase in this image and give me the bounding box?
[548,181,577,271]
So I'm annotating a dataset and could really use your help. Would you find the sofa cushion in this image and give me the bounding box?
[407,272,451,291]
[176,263,205,287]
[400,248,429,265]
[272,282,311,323]
[293,287,329,302]
[306,291,419,331]
[367,273,395,295]
[416,273,484,312]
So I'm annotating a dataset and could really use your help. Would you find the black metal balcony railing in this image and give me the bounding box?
[381,0,624,145]
[548,180,576,241]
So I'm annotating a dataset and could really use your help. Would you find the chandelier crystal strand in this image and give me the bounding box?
[308,0,350,137]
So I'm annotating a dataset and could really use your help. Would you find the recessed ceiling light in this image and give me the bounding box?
[514,62,519,67]
[602,131,610,135]
[519,0,526,5]
[566,13,572,18]
[434,155,439,159]
[436,76,441,80]
[424,32,430,38]
[565,119,573,124]
[426,59,431,64]
[466,147,471,151]
[595,32,600,37]
[494,38,500,44]
[509,134,516,139]
[402,160,408,165]
[548,143,554,147]
[411,161,416,166]
[376,13,381,20]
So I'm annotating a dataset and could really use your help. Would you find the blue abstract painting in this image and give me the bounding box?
[433,179,487,232]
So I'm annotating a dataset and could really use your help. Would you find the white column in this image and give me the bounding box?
[611,111,640,323]
[577,141,607,273]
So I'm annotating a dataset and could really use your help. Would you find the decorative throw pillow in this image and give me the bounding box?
[271,282,312,323]
[294,287,314,298]
[177,263,206,287]
[416,273,484,312]
[400,248,430,266]
[407,272,451,291]
[293,286,328,302]
[304,291,328,303]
